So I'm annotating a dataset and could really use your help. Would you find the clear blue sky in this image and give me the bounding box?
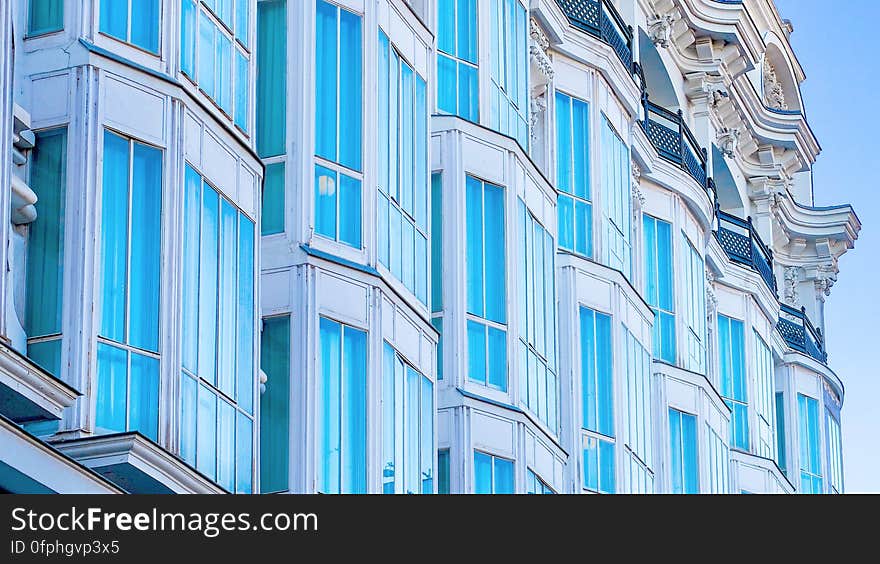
[775,0,880,492]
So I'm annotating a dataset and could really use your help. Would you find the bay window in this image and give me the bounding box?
[797,394,823,494]
[643,215,675,363]
[100,0,160,54]
[26,128,67,378]
[466,176,506,391]
[519,201,557,433]
[474,452,514,494]
[437,0,478,121]
[378,31,429,303]
[97,131,162,442]
[718,315,748,451]
[317,317,366,493]
[382,343,435,494]
[180,164,256,493]
[488,0,528,148]
[314,0,362,248]
[668,408,698,494]
[600,118,631,277]
[555,92,592,257]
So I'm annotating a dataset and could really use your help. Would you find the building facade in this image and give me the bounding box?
[0,0,859,494]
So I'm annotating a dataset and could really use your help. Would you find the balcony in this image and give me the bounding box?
[778,304,827,364]
[714,209,778,296]
[556,0,633,70]
[641,98,709,190]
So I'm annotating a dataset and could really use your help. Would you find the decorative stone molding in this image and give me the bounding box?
[763,58,788,111]
[529,86,548,145]
[783,266,800,308]
[813,263,837,300]
[647,13,675,49]
[705,269,718,318]
[631,161,644,223]
[716,127,739,159]
[529,18,554,83]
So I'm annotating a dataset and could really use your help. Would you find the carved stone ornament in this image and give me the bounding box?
[529,18,554,82]
[647,13,675,49]
[783,266,800,308]
[763,58,788,110]
[716,127,739,159]
[529,86,548,145]
[814,263,838,299]
[705,269,718,318]
[631,162,645,222]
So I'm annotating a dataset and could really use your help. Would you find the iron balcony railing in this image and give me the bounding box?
[778,304,827,364]
[714,208,778,296]
[556,0,633,70]
[641,98,709,190]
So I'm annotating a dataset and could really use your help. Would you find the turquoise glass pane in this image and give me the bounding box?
[458,63,479,122]
[415,78,427,228]
[237,215,255,413]
[28,0,64,36]
[235,0,248,45]
[198,185,220,385]
[129,352,159,441]
[643,216,657,305]
[182,166,201,373]
[26,128,66,339]
[474,451,492,494]
[131,0,159,53]
[437,0,454,54]
[338,173,362,248]
[378,33,389,195]
[656,219,673,311]
[99,131,129,344]
[27,339,62,379]
[598,440,615,493]
[580,308,596,431]
[558,195,573,251]
[199,13,215,98]
[467,320,486,385]
[494,457,514,494]
[217,33,232,113]
[438,450,450,494]
[315,0,338,162]
[382,344,395,493]
[416,232,427,304]
[402,220,414,290]
[457,0,478,63]
[261,162,285,235]
[318,317,341,493]
[437,55,456,114]
[421,376,434,494]
[197,384,217,479]
[338,8,362,171]
[484,183,505,323]
[180,373,197,465]
[236,413,253,493]
[314,165,337,240]
[488,327,507,391]
[432,318,444,380]
[572,98,590,200]
[405,366,419,493]
[575,200,591,256]
[342,325,367,494]
[100,0,127,42]
[234,50,248,131]
[96,343,127,433]
[378,193,389,266]
[465,176,484,316]
[217,201,237,397]
[682,412,698,494]
[129,142,162,353]
[555,93,571,194]
[217,399,235,491]
[260,316,289,493]
[256,0,287,157]
[583,439,598,490]
[181,0,196,76]
[776,392,787,473]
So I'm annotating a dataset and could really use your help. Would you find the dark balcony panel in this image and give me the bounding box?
[641,100,710,191]
[778,304,827,364]
[556,0,633,69]
[715,210,777,297]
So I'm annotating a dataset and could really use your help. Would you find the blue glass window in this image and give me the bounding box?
[28,0,63,36]
[466,176,507,391]
[826,412,843,493]
[100,0,159,53]
[256,0,286,157]
[437,0,478,121]
[754,331,776,459]
[318,318,366,493]
[643,214,675,363]
[180,164,256,493]
[438,449,450,494]
[718,315,748,451]
[776,392,787,474]
[489,0,528,147]
[668,408,698,494]
[260,315,290,493]
[26,128,67,378]
[580,307,613,437]
[623,327,654,492]
[382,342,435,494]
[314,165,362,248]
[519,201,557,433]
[582,435,615,494]
[261,162,285,235]
[706,423,729,493]
[600,118,631,276]
[474,452,514,494]
[377,32,429,302]
[555,92,592,257]
[797,394,823,494]
[526,470,554,494]
[682,236,706,373]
